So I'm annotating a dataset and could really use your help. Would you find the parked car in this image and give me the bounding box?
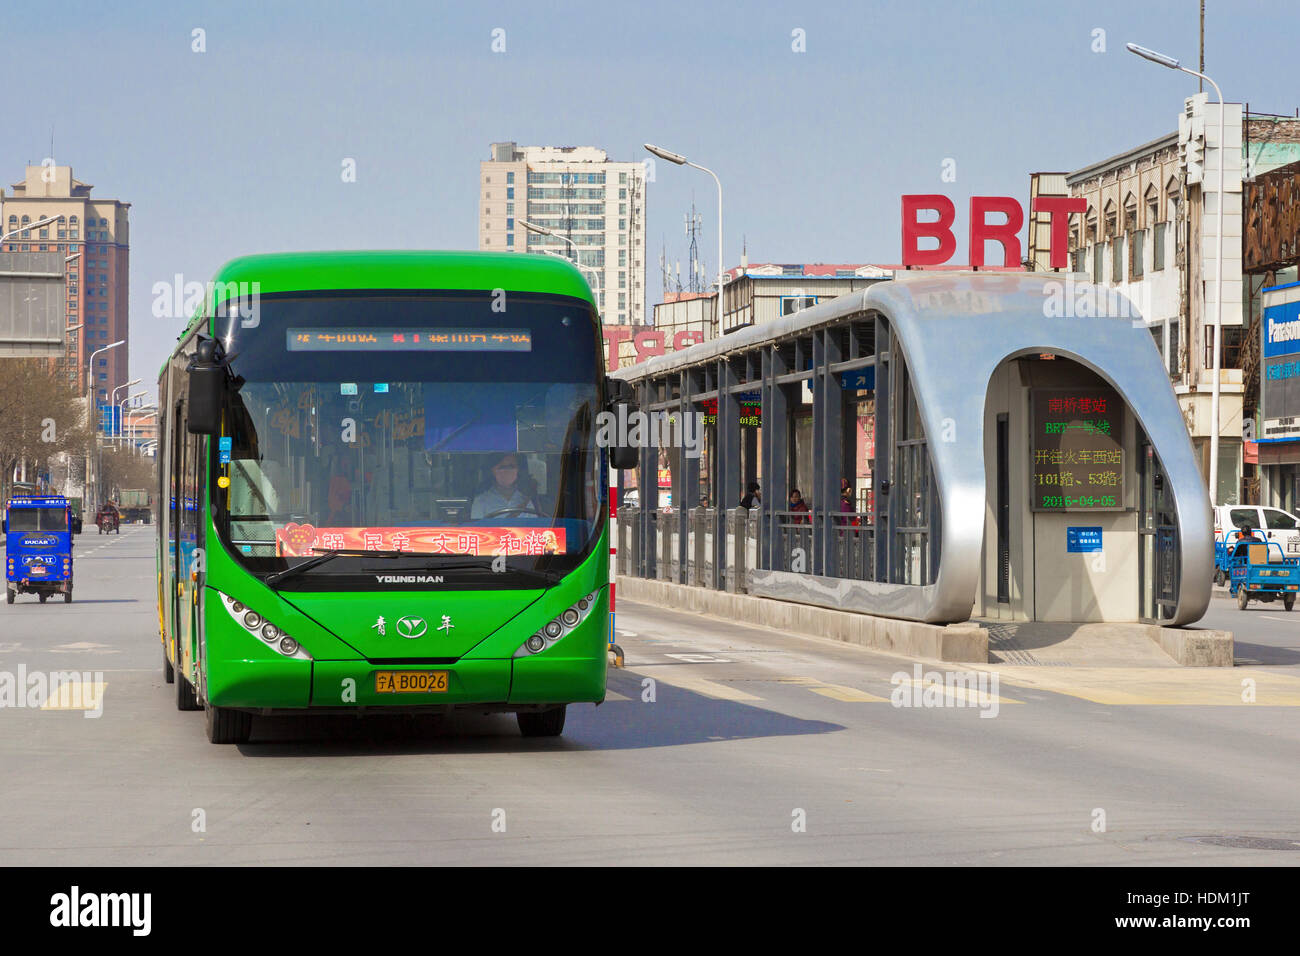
[95,503,120,534]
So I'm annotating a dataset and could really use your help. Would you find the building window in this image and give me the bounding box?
[506,218,514,230]
[1071,249,1083,273]
[1111,235,1124,282]
[506,233,514,247]
[1167,319,1180,378]
[1132,229,1145,279]
[1093,243,1104,283]
[1152,222,1166,271]
[780,296,818,315]
[506,172,514,184]
[1218,326,1246,371]
[506,187,514,199]
[619,172,627,184]
[506,202,513,215]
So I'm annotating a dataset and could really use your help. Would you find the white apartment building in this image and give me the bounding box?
[479,142,646,324]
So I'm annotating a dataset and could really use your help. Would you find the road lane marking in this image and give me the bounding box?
[978,665,1300,705]
[627,667,762,701]
[805,683,890,703]
[40,679,106,711]
[776,677,889,702]
[891,677,1020,707]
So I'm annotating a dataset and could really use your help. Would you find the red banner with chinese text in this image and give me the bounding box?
[275,523,565,558]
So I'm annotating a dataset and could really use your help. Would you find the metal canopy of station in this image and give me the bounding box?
[611,272,1211,627]
[0,252,67,358]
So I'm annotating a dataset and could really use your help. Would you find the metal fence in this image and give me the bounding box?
[615,507,875,594]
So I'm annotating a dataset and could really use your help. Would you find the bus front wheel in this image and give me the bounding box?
[205,704,252,744]
[517,706,566,738]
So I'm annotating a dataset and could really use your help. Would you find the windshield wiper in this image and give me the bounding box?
[265,548,404,589]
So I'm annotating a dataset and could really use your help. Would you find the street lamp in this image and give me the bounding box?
[0,214,59,244]
[520,219,604,310]
[86,341,125,510]
[645,143,725,333]
[119,390,147,447]
[111,379,143,440]
[1127,42,1227,502]
[131,409,158,456]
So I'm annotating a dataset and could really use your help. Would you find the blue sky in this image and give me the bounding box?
[4,0,1297,396]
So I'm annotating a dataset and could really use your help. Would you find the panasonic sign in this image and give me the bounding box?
[1269,316,1300,345]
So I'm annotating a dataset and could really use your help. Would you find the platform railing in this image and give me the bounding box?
[616,506,878,591]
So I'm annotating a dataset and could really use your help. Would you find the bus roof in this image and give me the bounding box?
[170,250,597,349]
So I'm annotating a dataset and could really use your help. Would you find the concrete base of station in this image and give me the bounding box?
[618,578,988,662]
[618,578,1236,667]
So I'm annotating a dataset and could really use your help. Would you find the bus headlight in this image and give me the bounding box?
[218,592,311,661]
[515,591,601,657]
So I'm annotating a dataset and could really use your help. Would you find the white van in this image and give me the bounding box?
[1213,504,1300,555]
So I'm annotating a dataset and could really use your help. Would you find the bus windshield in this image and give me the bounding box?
[210,292,603,587]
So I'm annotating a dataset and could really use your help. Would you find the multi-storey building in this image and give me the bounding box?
[1031,98,1300,505]
[479,143,646,324]
[1,165,130,404]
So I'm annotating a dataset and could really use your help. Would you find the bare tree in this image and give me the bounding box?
[0,359,90,500]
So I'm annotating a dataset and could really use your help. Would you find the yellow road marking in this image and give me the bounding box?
[776,677,889,702]
[628,668,763,701]
[978,666,1300,706]
[892,677,1020,707]
[40,680,107,711]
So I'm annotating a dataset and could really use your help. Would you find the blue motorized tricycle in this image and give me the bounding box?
[1227,538,1300,611]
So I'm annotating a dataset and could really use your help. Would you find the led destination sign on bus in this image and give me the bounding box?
[286,328,533,352]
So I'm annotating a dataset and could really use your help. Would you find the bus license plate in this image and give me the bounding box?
[375,671,449,694]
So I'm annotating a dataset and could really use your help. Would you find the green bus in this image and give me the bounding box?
[157,251,626,743]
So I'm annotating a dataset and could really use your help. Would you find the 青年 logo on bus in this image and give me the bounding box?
[396,616,427,639]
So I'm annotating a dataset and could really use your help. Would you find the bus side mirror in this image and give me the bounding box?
[187,363,225,435]
[605,378,636,410]
[611,443,638,470]
[1,517,6,533]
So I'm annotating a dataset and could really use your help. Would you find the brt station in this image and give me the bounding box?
[610,272,1230,665]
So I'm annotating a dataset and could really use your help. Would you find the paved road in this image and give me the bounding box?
[2,527,1300,865]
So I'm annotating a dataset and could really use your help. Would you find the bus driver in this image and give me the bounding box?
[471,452,538,519]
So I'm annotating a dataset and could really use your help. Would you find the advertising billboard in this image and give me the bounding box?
[0,252,67,358]
[1261,284,1300,443]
